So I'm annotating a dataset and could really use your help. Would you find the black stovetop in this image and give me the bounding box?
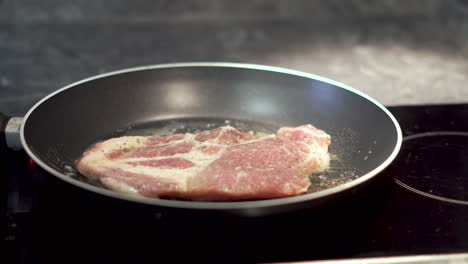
[2,104,468,264]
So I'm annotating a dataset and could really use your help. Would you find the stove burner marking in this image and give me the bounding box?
[395,179,468,205]
[394,131,468,205]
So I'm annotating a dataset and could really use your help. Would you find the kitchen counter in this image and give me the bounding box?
[2,0,468,116]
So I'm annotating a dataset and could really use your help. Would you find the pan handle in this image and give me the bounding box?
[0,113,23,151]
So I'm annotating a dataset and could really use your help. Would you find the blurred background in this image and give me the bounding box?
[2,0,468,115]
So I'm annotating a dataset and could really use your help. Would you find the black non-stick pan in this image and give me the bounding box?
[0,62,402,217]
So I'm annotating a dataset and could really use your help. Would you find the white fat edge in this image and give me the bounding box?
[91,156,201,192]
[215,126,275,143]
[79,135,176,164]
[312,133,332,141]
[239,134,275,144]
[119,128,273,163]
[101,126,271,155]
[302,140,331,172]
[293,125,331,138]
[120,142,225,167]
[121,147,225,164]
[102,133,194,152]
[292,125,332,172]
[100,177,141,196]
[109,145,225,191]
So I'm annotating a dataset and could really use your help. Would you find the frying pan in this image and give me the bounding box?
[0,62,402,217]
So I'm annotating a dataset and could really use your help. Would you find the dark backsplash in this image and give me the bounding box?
[2,0,467,23]
[1,0,468,115]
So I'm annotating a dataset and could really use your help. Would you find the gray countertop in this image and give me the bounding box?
[2,0,468,115]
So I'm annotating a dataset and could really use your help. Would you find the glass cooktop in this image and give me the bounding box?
[2,104,468,264]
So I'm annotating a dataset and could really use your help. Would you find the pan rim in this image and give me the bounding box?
[20,62,403,211]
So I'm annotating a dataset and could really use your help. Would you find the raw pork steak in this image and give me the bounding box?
[75,125,331,201]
